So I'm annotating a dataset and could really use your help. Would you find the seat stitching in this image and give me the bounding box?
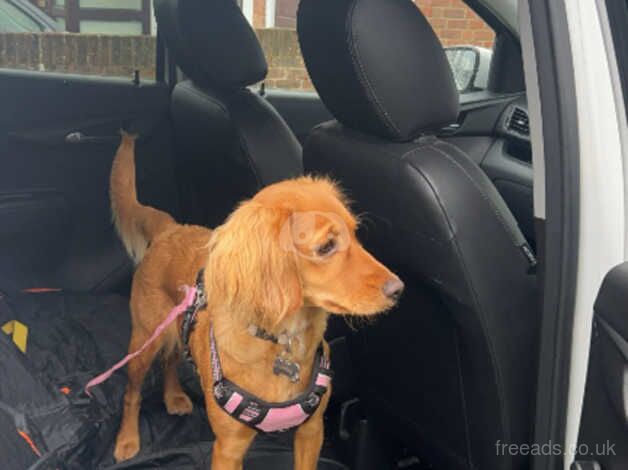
[399,141,433,161]
[346,0,401,137]
[433,138,473,157]
[237,133,264,189]
[450,228,511,455]
[179,82,229,115]
[403,156,510,451]
[428,144,521,248]
[399,150,455,238]
[231,96,264,189]
[178,83,263,189]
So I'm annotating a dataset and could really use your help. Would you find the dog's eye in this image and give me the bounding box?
[316,238,337,257]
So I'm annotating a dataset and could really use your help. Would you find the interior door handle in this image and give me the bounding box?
[65,132,119,145]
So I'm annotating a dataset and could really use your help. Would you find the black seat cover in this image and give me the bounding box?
[298,1,539,469]
[154,0,302,227]
[0,292,346,469]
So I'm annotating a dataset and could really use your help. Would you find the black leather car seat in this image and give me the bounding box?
[154,0,302,227]
[298,0,539,469]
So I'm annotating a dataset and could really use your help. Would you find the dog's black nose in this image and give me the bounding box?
[382,278,404,301]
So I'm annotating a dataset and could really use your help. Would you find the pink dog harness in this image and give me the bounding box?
[179,270,332,432]
[85,270,332,434]
[209,326,331,432]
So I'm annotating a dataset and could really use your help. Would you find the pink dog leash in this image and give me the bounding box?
[84,285,197,397]
[85,266,333,434]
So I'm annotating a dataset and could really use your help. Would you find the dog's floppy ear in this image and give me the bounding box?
[205,200,303,329]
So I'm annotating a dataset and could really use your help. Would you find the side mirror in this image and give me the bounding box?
[444,46,492,93]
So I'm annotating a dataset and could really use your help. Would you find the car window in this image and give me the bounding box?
[237,0,494,94]
[0,1,42,32]
[415,0,495,93]
[235,0,311,92]
[0,0,156,79]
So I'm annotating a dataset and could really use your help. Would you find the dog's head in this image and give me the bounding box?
[205,177,403,328]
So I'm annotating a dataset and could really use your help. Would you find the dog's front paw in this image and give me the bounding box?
[165,392,194,415]
[114,435,140,463]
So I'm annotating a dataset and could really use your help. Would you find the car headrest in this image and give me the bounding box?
[297,0,459,142]
[154,0,267,90]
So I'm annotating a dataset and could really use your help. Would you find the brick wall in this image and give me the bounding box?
[254,0,299,29]
[0,1,493,93]
[253,0,267,28]
[254,0,495,48]
[0,30,314,89]
[256,28,312,90]
[0,33,156,79]
[415,0,494,48]
[275,0,298,29]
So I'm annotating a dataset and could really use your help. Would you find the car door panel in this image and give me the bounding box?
[441,93,534,246]
[0,189,69,289]
[0,69,178,293]
[578,263,628,469]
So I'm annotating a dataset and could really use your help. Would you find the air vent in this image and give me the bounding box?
[506,106,529,136]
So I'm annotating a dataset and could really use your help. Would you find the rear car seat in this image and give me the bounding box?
[154,0,302,228]
[0,1,350,467]
[0,291,346,469]
[0,0,358,466]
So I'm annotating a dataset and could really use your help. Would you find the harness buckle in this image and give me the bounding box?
[273,356,301,383]
[305,392,320,408]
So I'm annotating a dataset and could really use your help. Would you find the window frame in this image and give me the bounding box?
[43,0,152,34]
[463,0,526,95]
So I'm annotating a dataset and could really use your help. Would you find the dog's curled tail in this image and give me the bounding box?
[110,130,175,264]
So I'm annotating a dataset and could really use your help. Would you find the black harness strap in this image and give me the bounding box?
[179,268,333,433]
[180,269,207,360]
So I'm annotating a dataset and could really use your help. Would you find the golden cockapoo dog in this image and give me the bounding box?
[110,133,403,469]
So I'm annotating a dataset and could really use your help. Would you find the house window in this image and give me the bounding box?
[40,0,152,34]
[274,0,296,28]
[0,0,157,79]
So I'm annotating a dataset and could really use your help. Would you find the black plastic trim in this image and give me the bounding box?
[464,0,517,38]
[529,1,581,469]
[603,0,628,120]
[464,0,525,94]
[459,90,524,111]
[156,29,165,83]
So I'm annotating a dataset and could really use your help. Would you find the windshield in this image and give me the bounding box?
[0,0,42,33]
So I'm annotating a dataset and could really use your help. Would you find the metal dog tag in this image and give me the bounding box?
[273,356,301,383]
